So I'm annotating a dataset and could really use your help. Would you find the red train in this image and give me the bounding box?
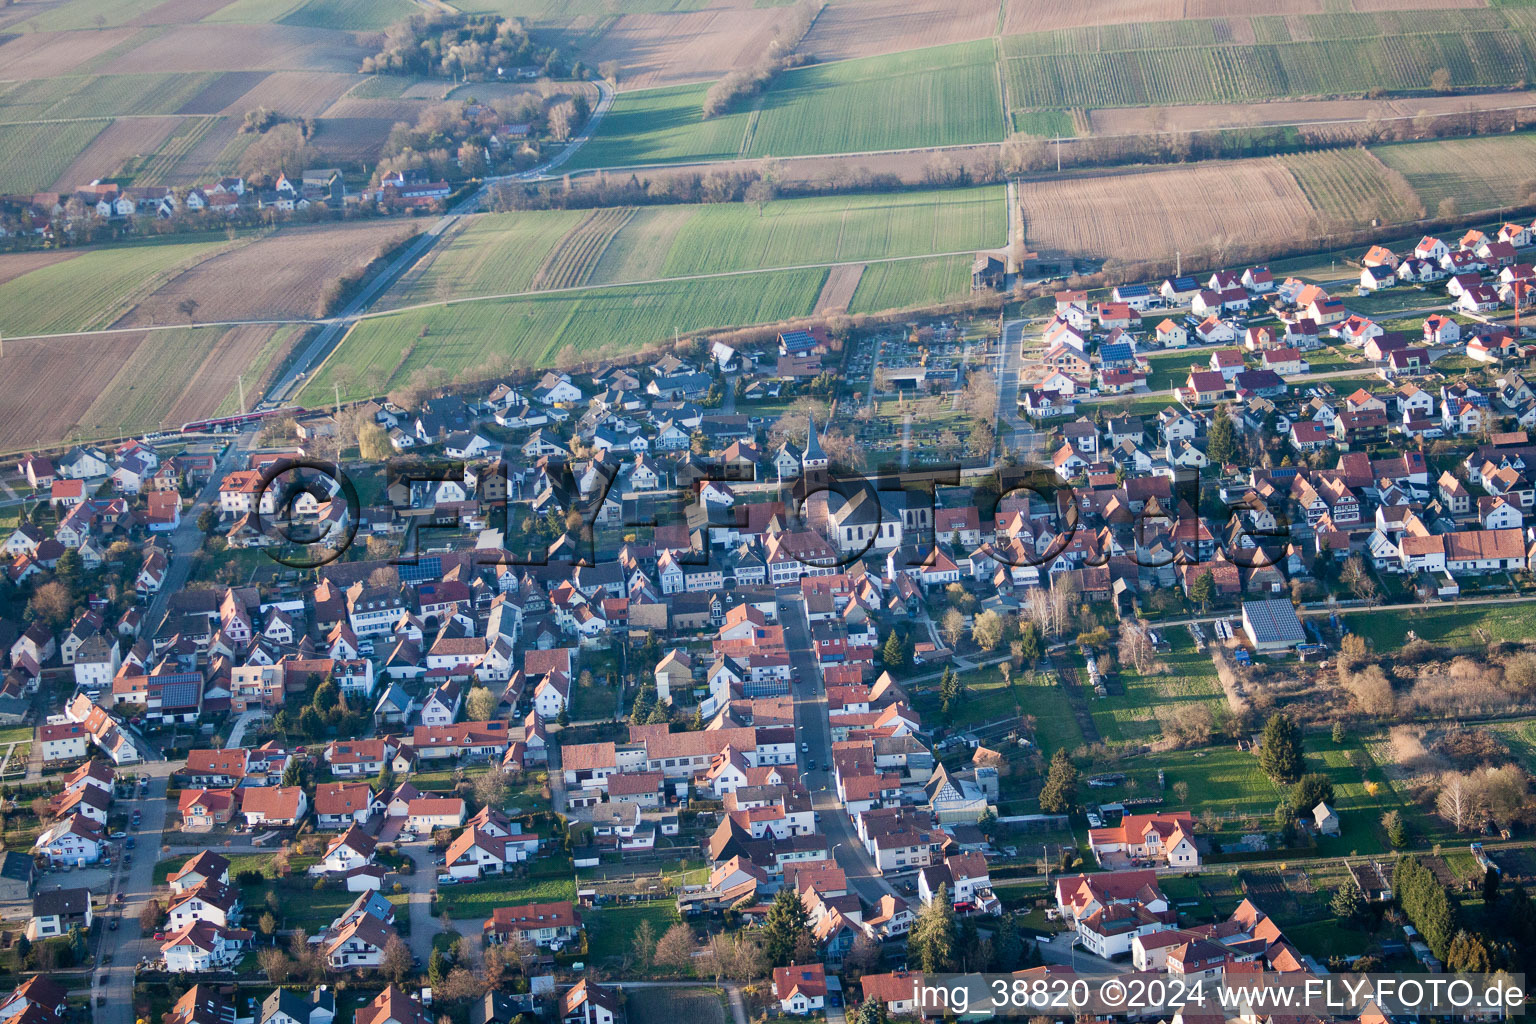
[180,406,303,434]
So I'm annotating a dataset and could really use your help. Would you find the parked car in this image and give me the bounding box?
[436,874,457,885]
[110,831,126,840]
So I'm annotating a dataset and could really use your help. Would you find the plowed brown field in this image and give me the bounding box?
[581,6,782,90]
[1017,159,1316,259]
[115,220,419,326]
[801,0,997,61]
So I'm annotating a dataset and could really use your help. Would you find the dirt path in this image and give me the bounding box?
[812,262,864,314]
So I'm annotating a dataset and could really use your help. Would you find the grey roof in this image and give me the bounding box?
[1,850,34,884]
[33,886,90,918]
[1242,598,1307,645]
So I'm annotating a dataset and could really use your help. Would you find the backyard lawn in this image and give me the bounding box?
[584,902,681,962]
[921,664,1085,758]
[1089,632,1225,746]
[438,873,576,919]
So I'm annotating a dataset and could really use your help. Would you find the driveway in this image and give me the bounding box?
[777,594,895,904]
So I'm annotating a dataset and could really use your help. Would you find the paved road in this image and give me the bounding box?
[142,429,256,640]
[93,762,177,1024]
[997,318,1044,461]
[777,594,896,905]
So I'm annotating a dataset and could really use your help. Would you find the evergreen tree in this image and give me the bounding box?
[762,886,812,967]
[1289,773,1334,814]
[1208,407,1237,465]
[909,884,957,972]
[1038,749,1078,813]
[1188,569,1215,612]
[991,914,1030,972]
[630,685,655,726]
[939,668,959,715]
[1018,622,1042,663]
[428,946,449,988]
[1257,712,1303,785]
[1330,877,1366,922]
[281,756,304,788]
[881,630,907,669]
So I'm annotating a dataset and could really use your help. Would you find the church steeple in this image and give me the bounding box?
[802,414,827,470]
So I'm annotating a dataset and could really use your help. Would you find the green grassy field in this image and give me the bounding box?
[1090,633,1226,746]
[566,41,1004,169]
[0,120,112,192]
[0,236,234,336]
[654,186,1003,275]
[584,903,680,962]
[390,186,1002,307]
[0,72,226,121]
[744,40,1005,157]
[847,253,976,313]
[306,267,826,403]
[278,0,417,29]
[1001,11,1536,108]
[438,873,576,919]
[1341,602,1536,649]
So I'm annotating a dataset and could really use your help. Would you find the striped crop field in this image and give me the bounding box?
[379,186,1004,307]
[0,236,237,336]
[532,208,635,290]
[1280,147,1425,226]
[301,268,829,403]
[384,209,589,306]
[0,119,112,193]
[1372,133,1536,212]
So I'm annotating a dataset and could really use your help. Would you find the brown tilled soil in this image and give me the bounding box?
[1089,90,1536,135]
[0,27,140,78]
[226,71,362,117]
[813,262,865,314]
[162,324,301,425]
[129,0,235,25]
[580,7,783,90]
[1002,0,1484,33]
[311,116,397,162]
[1016,159,1317,259]
[0,250,80,288]
[0,331,146,451]
[100,23,364,75]
[800,0,997,62]
[49,116,183,189]
[113,220,419,326]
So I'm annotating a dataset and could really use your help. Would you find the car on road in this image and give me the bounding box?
[124,836,136,849]
[108,918,118,930]
[115,893,126,904]
[805,759,816,770]
[800,742,809,752]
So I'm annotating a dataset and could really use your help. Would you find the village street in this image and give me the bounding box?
[778,593,897,905]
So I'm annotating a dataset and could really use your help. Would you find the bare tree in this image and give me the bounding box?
[1118,620,1154,674]
[1437,771,1482,832]
[654,922,696,970]
[381,936,413,984]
